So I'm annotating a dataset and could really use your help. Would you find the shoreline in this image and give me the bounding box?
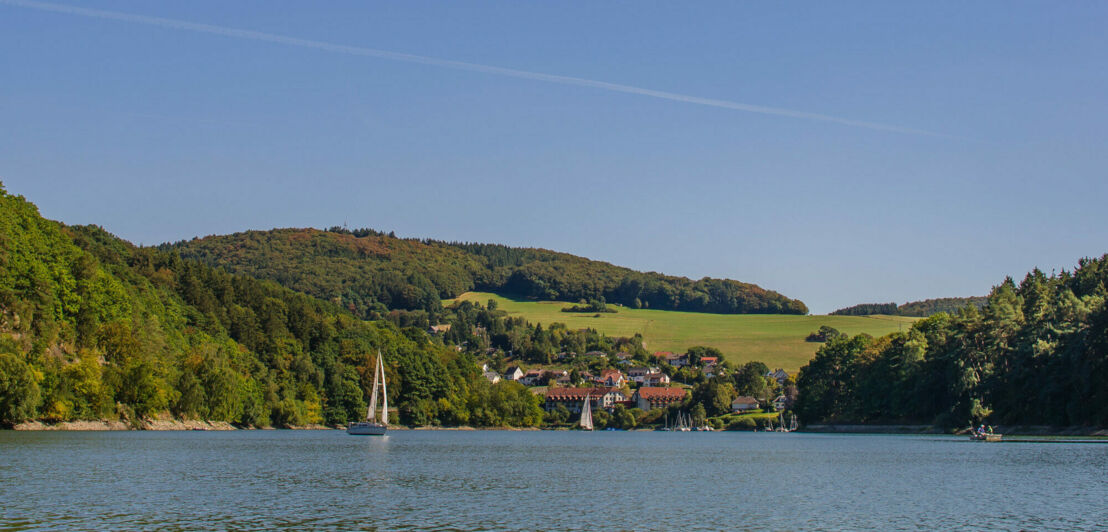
[802,424,1108,437]
[10,420,1107,437]
[7,420,542,432]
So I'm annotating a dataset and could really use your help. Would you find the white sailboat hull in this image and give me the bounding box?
[347,422,387,436]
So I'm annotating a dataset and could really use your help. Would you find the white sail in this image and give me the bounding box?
[348,350,388,435]
[580,394,594,430]
[366,353,380,422]
[379,352,388,425]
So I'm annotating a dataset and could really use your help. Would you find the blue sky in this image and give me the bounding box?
[2,1,1106,313]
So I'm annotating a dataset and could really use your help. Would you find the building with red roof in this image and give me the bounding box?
[633,387,687,411]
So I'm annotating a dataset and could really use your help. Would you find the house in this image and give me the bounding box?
[643,372,670,386]
[665,352,690,367]
[520,369,546,386]
[767,369,790,385]
[702,363,718,378]
[482,371,501,384]
[614,352,632,361]
[633,387,687,411]
[597,369,625,387]
[772,395,788,412]
[654,351,688,365]
[503,366,524,381]
[554,374,572,386]
[699,356,718,367]
[428,324,452,335]
[584,351,608,358]
[627,367,656,384]
[544,387,627,413]
[731,396,760,413]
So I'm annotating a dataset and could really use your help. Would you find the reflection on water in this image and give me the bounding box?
[2,430,1106,530]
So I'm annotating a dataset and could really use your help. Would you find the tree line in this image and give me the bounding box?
[830,297,987,317]
[161,227,808,323]
[796,259,1108,428]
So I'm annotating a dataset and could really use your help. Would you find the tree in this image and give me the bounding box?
[0,353,40,426]
[690,403,707,427]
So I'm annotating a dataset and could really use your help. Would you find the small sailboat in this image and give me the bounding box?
[348,350,388,436]
[789,413,798,432]
[579,393,594,431]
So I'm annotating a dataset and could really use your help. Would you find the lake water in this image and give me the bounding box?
[2,430,1106,530]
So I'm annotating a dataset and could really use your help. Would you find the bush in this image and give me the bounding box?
[725,417,757,431]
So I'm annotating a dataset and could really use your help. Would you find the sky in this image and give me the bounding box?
[2,1,1107,314]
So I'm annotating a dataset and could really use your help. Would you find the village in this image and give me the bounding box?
[477,347,796,431]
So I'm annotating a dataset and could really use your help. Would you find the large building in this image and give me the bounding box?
[633,387,687,411]
[544,387,626,413]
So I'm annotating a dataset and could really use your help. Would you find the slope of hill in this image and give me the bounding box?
[0,185,539,428]
[445,292,917,372]
[831,297,988,317]
[163,228,808,321]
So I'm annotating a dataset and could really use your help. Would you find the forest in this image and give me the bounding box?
[796,259,1108,428]
[162,227,808,322]
[830,297,988,317]
[0,186,542,428]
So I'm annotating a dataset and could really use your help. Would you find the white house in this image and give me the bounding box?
[503,366,524,381]
[482,371,501,384]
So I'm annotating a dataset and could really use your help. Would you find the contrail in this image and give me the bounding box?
[2,0,947,137]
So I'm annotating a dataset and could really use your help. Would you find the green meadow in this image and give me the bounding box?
[445,292,919,372]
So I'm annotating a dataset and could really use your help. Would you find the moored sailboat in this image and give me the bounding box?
[579,393,594,431]
[348,350,388,436]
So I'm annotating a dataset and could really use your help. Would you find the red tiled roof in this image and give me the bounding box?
[636,387,687,400]
[545,387,622,401]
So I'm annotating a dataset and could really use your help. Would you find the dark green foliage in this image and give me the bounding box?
[797,262,1108,428]
[163,227,808,318]
[831,297,987,317]
[0,352,41,426]
[561,298,617,313]
[897,297,989,317]
[0,185,544,428]
[829,303,898,316]
[805,325,843,342]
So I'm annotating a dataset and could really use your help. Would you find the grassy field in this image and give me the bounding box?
[445,292,918,372]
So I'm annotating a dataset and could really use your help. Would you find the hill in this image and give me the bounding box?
[0,185,540,428]
[831,297,988,317]
[163,228,808,323]
[445,292,918,372]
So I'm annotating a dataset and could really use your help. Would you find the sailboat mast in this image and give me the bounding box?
[379,351,388,425]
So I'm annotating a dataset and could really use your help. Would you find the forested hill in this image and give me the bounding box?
[797,260,1108,428]
[0,185,540,428]
[830,297,988,317]
[162,227,808,321]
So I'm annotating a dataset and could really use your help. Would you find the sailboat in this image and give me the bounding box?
[579,393,594,431]
[348,350,388,435]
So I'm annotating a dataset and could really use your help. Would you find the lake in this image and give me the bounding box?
[2,430,1106,530]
